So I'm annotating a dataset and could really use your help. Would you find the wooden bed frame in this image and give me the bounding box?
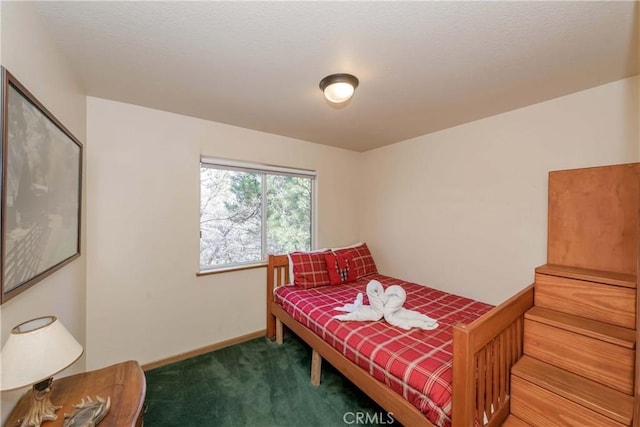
[266,254,534,427]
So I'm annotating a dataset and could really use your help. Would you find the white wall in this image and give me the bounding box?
[0,1,87,422]
[360,76,639,305]
[85,98,361,369]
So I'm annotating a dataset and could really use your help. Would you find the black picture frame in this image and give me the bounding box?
[0,68,82,303]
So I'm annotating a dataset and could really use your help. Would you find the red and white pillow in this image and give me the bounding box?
[289,243,377,288]
[333,243,378,279]
[288,250,332,289]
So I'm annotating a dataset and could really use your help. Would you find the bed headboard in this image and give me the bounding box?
[267,254,289,289]
[266,254,289,338]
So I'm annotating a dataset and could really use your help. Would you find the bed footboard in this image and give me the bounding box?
[452,284,534,427]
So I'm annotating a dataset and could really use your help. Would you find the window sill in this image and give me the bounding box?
[196,262,268,276]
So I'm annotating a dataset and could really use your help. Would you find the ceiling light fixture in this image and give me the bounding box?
[319,73,359,104]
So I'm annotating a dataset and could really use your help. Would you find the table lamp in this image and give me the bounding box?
[1,316,83,427]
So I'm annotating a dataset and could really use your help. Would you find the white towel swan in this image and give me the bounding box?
[383,285,439,330]
[333,280,385,322]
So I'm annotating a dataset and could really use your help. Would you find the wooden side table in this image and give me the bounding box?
[5,360,146,427]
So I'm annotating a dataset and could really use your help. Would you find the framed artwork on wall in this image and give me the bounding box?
[0,67,82,303]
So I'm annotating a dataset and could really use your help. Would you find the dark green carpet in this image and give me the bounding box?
[144,332,401,426]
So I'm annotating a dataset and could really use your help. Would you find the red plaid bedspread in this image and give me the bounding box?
[274,274,493,427]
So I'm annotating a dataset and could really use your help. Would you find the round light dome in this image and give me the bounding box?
[319,74,359,104]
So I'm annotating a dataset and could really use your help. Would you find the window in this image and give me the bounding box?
[199,158,315,271]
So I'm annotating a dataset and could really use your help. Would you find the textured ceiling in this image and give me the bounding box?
[32,1,638,152]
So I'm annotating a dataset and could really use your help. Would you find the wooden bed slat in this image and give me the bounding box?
[485,338,497,421]
[499,332,506,404]
[477,347,486,422]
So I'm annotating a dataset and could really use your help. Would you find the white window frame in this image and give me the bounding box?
[199,156,316,272]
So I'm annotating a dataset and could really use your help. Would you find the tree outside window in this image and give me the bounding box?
[200,163,313,270]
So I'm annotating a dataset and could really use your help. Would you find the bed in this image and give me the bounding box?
[266,246,534,427]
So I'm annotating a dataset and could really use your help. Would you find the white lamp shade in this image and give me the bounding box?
[0,316,83,391]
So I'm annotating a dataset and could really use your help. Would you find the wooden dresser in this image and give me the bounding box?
[4,360,146,427]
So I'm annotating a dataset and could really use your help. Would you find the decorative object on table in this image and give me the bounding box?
[0,315,84,427]
[63,395,111,427]
[0,67,83,304]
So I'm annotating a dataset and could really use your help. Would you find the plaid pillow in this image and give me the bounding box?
[290,250,332,289]
[333,243,378,279]
[325,252,357,285]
